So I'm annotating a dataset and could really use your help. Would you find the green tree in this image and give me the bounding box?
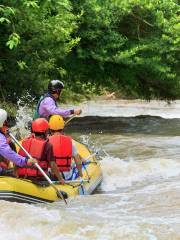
[67,0,180,99]
[0,0,79,101]
[0,0,179,102]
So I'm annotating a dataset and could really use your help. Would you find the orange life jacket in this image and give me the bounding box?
[18,136,49,177]
[48,135,72,172]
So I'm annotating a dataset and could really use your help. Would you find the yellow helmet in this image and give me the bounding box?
[49,115,65,130]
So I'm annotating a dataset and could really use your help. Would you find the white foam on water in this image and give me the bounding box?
[3,98,180,239]
[13,98,180,120]
[100,156,180,191]
[0,191,179,240]
[71,99,180,119]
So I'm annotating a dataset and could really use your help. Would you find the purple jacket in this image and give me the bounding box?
[39,96,73,118]
[0,133,27,167]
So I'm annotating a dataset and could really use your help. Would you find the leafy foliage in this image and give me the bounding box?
[0,0,78,101]
[0,0,179,102]
[67,0,180,99]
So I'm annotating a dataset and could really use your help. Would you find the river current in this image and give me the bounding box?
[0,99,180,240]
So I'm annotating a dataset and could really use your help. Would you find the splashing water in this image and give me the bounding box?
[100,156,180,192]
[12,93,35,138]
[3,99,180,239]
[79,134,110,160]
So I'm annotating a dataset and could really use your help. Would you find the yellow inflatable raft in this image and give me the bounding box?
[0,140,103,204]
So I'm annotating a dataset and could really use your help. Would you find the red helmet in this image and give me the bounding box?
[31,118,49,133]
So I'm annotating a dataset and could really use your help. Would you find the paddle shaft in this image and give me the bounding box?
[84,152,98,162]
[9,132,67,205]
[52,179,89,184]
[65,115,76,125]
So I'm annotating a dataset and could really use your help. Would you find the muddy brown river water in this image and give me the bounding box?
[1,99,180,240]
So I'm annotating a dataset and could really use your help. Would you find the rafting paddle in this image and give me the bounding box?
[65,114,77,126]
[8,132,68,205]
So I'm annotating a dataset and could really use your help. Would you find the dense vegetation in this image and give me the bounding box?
[0,0,179,102]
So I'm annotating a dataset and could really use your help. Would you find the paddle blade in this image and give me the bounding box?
[56,190,68,204]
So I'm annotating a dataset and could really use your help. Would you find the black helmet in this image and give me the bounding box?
[48,80,64,94]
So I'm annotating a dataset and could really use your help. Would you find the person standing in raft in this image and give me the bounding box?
[0,109,37,175]
[33,80,82,120]
[17,118,65,184]
[48,115,83,180]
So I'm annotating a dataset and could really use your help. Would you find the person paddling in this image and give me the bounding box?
[0,109,37,175]
[33,80,82,120]
[48,115,83,180]
[17,118,65,184]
